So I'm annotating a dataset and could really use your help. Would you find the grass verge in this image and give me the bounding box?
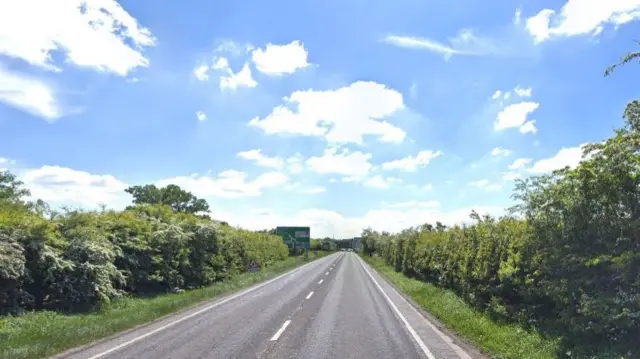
[361,255,560,359]
[0,252,331,359]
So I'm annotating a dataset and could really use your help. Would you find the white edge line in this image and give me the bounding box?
[87,256,331,359]
[356,256,437,359]
[364,261,473,359]
[270,320,292,341]
[318,279,323,285]
[306,291,314,300]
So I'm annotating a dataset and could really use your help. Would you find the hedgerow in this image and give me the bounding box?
[362,101,640,359]
[0,177,289,316]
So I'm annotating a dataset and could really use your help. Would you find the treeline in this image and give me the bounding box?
[361,101,640,358]
[0,179,289,316]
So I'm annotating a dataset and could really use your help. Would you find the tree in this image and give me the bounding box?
[125,184,209,214]
[604,40,640,76]
[0,171,30,203]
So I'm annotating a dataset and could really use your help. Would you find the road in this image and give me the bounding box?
[59,253,477,359]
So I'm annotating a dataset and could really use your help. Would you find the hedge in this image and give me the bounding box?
[0,202,288,315]
[361,101,640,359]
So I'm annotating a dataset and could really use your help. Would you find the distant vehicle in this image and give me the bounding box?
[341,248,346,251]
[347,248,352,252]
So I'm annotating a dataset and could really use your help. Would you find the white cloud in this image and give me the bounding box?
[306,147,373,177]
[409,82,418,99]
[212,57,229,70]
[0,67,60,120]
[251,40,310,75]
[20,165,130,208]
[209,56,257,90]
[493,85,532,102]
[495,102,540,132]
[0,157,16,171]
[528,144,588,173]
[249,81,406,145]
[0,0,155,76]
[519,120,538,134]
[237,149,284,169]
[491,147,512,156]
[286,153,305,174]
[382,29,502,60]
[214,40,254,55]
[502,172,521,181]
[422,183,434,191]
[381,35,464,59]
[157,170,288,199]
[469,179,503,192]
[193,64,209,81]
[514,8,522,24]
[384,200,440,209]
[381,150,442,172]
[217,61,257,91]
[196,111,207,122]
[508,157,532,169]
[514,86,532,97]
[284,182,326,194]
[364,175,403,189]
[526,1,640,43]
[341,176,363,183]
[299,186,326,194]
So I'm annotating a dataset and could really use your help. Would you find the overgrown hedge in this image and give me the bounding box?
[362,101,640,359]
[0,200,288,315]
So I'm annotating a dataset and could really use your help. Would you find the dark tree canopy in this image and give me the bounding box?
[125,184,209,214]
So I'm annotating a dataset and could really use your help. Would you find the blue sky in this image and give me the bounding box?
[1,0,639,237]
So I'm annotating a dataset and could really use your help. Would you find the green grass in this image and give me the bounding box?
[361,255,560,359]
[0,252,331,359]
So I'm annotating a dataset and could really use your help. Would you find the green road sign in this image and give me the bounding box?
[276,226,311,249]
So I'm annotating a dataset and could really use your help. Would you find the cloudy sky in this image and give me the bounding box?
[1,0,638,237]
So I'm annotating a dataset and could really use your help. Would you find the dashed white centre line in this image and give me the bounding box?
[325,272,329,275]
[318,279,323,284]
[270,320,291,341]
[306,291,314,300]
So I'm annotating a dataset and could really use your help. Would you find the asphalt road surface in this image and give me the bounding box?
[59,253,478,359]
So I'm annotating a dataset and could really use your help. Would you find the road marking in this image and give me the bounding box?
[85,256,333,359]
[270,320,291,341]
[363,263,473,359]
[318,279,323,285]
[356,256,437,359]
[306,291,314,300]
[325,272,329,275]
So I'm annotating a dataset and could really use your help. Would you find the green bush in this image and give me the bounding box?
[0,178,289,317]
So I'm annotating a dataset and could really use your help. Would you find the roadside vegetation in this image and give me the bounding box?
[0,178,328,358]
[360,60,640,359]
